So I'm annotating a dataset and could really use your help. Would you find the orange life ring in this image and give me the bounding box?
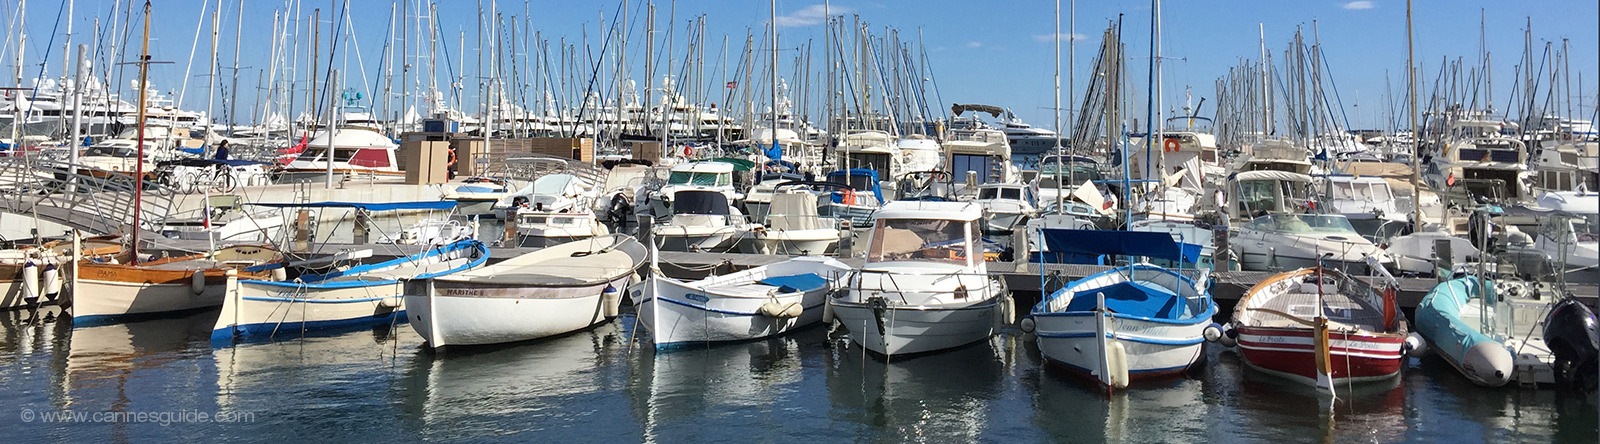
[447,149,457,168]
[1163,138,1181,153]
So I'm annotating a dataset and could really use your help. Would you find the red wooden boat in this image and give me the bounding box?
[1230,266,1407,391]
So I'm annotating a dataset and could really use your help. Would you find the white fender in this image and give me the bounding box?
[377,296,403,309]
[21,260,39,299]
[1404,332,1428,358]
[822,297,835,324]
[602,284,621,318]
[272,267,288,281]
[1107,340,1130,390]
[760,300,803,318]
[41,263,61,298]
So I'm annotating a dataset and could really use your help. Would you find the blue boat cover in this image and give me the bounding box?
[1038,228,1200,263]
[248,200,459,211]
[756,273,828,294]
[1063,281,1182,319]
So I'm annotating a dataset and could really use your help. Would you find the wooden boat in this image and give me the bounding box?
[406,235,646,348]
[212,237,487,343]
[1229,266,1408,391]
[638,255,850,348]
[69,245,283,326]
[1029,229,1215,392]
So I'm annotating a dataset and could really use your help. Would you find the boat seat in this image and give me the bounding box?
[756,273,828,293]
[1065,281,1182,319]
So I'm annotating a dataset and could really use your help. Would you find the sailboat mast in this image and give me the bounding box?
[132,0,152,265]
[1054,0,1063,210]
[771,0,779,159]
[1406,0,1422,233]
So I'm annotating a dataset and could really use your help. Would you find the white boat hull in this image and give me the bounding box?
[736,229,839,255]
[1034,313,1208,381]
[213,279,406,340]
[71,278,224,323]
[407,276,631,347]
[831,298,997,356]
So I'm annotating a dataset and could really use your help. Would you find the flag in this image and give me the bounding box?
[725,81,738,89]
[202,198,213,229]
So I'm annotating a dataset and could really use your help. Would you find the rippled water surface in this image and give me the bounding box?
[0,307,1594,443]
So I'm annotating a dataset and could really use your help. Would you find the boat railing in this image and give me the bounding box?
[838,268,992,306]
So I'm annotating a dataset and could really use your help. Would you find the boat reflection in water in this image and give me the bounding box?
[400,323,631,441]
[62,310,217,409]
[823,329,1007,441]
[1210,346,1409,443]
[627,323,815,442]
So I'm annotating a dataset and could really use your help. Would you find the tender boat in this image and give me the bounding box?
[406,235,646,348]
[1029,229,1215,392]
[1414,275,1572,387]
[637,255,851,348]
[1228,266,1409,391]
[829,201,1004,357]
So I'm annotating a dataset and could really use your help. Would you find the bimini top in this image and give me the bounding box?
[1038,228,1201,263]
[872,200,982,222]
[249,201,458,211]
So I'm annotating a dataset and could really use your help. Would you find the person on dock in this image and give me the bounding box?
[214,140,231,161]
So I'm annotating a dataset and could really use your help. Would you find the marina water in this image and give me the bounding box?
[1,306,1593,443]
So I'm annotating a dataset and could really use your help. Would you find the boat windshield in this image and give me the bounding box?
[1248,214,1360,235]
[532,175,576,195]
[1329,181,1393,202]
[867,218,971,264]
[84,145,138,157]
[667,171,730,187]
[979,187,1023,200]
[829,174,877,192]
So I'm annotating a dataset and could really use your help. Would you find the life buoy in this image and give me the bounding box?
[447,149,458,168]
[683,145,694,157]
[1163,138,1181,153]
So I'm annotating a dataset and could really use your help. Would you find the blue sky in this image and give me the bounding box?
[4,0,1595,130]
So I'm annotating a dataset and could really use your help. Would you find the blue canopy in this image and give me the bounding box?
[1037,228,1201,263]
[248,201,459,211]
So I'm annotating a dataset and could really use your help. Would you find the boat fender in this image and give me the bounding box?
[1107,340,1130,389]
[822,294,836,324]
[21,260,39,301]
[602,284,621,318]
[191,271,208,295]
[377,296,403,310]
[272,266,288,281]
[41,263,61,300]
[1404,332,1428,358]
[1218,324,1238,348]
[1203,323,1223,342]
[1019,316,1036,334]
[760,300,804,318]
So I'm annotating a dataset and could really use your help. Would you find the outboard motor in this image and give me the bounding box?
[1543,298,1599,392]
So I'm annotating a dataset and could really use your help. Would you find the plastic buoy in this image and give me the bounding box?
[272,267,288,281]
[602,284,621,318]
[377,296,403,309]
[822,298,835,324]
[1203,323,1223,342]
[41,263,61,299]
[1019,316,1036,334]
[1404,332,1429,358]
[21,260,39,300]
[191,271,208,295]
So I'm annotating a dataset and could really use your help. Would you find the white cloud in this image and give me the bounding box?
[965,41,983,48]
[1032,33,1088,43]
[775,4,852,27]
[1342,1,1374,10]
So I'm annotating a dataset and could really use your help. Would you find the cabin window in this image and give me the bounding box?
[868,218,971,264]
[951,154,1001,184]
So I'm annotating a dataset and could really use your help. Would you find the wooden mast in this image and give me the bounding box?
[131,0,152,265]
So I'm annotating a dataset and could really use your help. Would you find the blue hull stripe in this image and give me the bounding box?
[241,295,400,304]
[1036,331,1206,346]
[641,296,823,317]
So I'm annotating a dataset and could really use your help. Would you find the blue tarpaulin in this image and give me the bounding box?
[763,143,783,161]
[757,273,828,293]
[248,201,459,211]
[1037,228,1201,263]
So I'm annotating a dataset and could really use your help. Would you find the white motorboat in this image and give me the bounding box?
[1029,229,1216,392]
[974,182,1038,234]
[159,194,284,244]
[1322,175,1407,236]
[275,112,404,182]
[830,201,1005,356]
[637,255,851,348]
[406,235,646,348]
[739,186,842,255]
[652,190,752,252]
[1530,191,1599,273]
[742,172,806,222]
[1231,213,1393,275]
